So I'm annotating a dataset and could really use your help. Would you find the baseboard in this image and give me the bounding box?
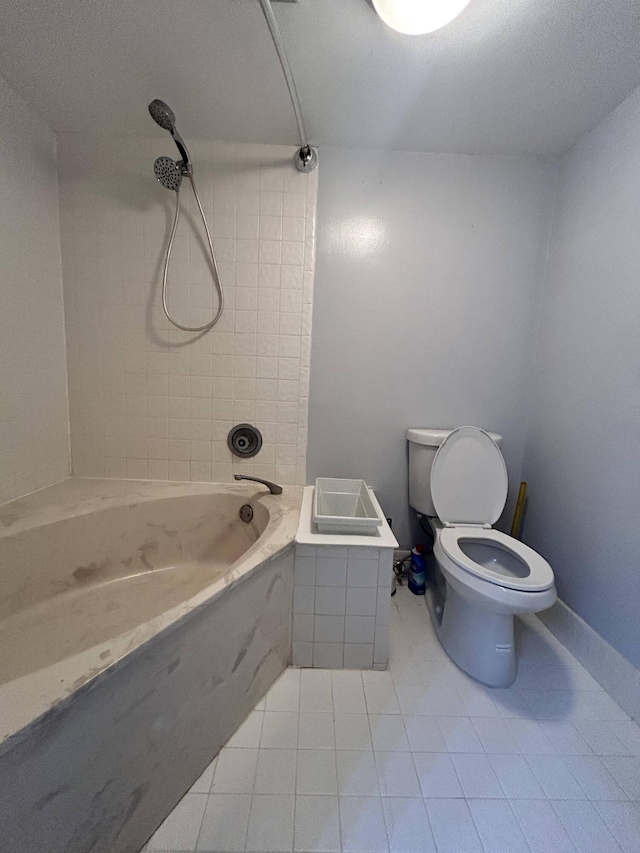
[537,598,640,722]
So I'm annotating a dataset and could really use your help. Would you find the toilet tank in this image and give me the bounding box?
[407,428,503,516]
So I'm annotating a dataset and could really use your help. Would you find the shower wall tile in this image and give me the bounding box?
[58,137,317,485]
[0,79,70,504]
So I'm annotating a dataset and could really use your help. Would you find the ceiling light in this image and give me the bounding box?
[372,0,472,35]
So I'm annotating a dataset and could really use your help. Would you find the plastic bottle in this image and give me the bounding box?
[408,544,427,596]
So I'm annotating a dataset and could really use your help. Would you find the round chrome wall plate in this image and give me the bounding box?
[227,423,263,458]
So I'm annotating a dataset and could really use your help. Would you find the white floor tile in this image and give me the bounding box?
[510,799,577,853]
[196,793,251,852]
[561,755,628,800]
[427,686,467,716]
[594,800,640,853]
[165,586,639,853]
[210,748,258,794]
[335,713,373,751]
[394,685,434,716]
[552,800,624,853]
[413,753,463,798]
[362,669,394,686]
[301,678,334,713]
[437,717,484,753]
[505,718,557,754]
[492,688,537,719]
[189,758,217,794]
[539,721,594,755]
[488,753,546,799]
[364,684,401,715]
[601,755,640,799]
[265,670,301,711]
[337,750,381,796]
[451,753,505,799]
[254,748,297,794]
[245,794,295,852]
[402,715,447,753]
[369,714,411,752]
[526,754,587,799]
[374,751,421,797]
[467,799,529,853]
[390,657,426,687]
[294,794,341,853]
[333,679,367,714]
[339,796,389,853]
[299,711,336,749]
[226,711,264,749]
[147,793,208,851]
[587,690,632,721]
[297,749,339,795]
[606,721,640,757]
[424,798,483,853]
[574,721,631,756]
[456,682,501,717]
[381,797,436,853]
[260,710,299,748]
[471,716,520,754]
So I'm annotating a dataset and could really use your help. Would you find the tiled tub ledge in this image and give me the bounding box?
[0,478,301,853]
[292,486,398,670]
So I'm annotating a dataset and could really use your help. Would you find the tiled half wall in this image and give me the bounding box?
[58,136,317,485]
[293,544,394,669]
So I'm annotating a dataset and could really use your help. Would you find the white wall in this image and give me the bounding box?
[522,86,640,669]
[308,148,557,546]
[58,137,316,485]
[0,78,69,503]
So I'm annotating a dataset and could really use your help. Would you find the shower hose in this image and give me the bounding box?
[162,173,224,333]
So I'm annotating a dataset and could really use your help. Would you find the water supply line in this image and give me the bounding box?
[258,0,318,172]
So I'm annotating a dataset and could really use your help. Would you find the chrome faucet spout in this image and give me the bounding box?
[233,474,283,495]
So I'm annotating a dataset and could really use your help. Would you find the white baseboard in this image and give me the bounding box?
[537,598,640,722]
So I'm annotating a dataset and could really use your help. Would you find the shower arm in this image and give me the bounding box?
[258,0,318,172]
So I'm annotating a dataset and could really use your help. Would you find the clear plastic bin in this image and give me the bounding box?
[312,478,383,535]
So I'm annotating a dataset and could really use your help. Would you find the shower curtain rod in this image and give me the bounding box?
[258,0,318,172]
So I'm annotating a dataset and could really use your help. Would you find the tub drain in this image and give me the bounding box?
[239,504,254,523]
[227,423,262,458]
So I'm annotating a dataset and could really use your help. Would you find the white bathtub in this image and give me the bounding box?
[0,478,301,853]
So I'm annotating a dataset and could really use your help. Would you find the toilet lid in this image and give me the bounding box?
[431,426,508,526]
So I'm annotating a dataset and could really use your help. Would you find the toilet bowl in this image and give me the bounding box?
[407,426,556,687]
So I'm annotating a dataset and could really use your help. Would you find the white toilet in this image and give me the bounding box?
[407,426,556,687]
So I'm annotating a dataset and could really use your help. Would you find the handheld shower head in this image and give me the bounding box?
[148,98,192,169]
[148,99,176,131]
[154,156,182,192]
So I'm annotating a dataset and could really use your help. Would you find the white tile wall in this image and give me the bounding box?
[0,78,70,504]
[57,136,316,485]
[293,545,393,669]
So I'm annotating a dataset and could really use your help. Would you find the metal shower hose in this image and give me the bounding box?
[162,173,224,333]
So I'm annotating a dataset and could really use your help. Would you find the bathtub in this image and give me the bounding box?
[0,478,301,853]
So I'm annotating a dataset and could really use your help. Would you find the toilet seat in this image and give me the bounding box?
[431,426,554,594]
[438,527,555,593]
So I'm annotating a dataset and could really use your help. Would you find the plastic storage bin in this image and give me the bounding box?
[313,478,383,535]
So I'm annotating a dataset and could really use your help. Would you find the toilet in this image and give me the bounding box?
[407,426,556,687]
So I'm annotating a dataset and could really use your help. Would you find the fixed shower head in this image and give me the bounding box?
[149,99,176,131]
[154,156,183,192]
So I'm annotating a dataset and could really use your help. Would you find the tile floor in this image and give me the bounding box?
[143,586,640,852]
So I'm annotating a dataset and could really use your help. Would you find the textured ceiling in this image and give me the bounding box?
[1,0,639,156]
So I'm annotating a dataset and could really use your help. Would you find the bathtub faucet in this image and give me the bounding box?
[234,474,283,495]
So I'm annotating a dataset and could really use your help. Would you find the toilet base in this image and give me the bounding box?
[426,581,517,687]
